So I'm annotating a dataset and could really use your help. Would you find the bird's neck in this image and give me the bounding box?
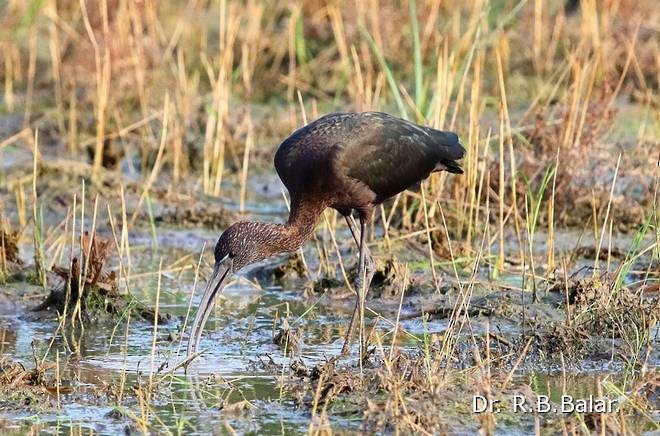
[252,196,326,258]
[283,196,326,248]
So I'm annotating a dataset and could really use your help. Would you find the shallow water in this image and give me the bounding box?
[0,220,351,433]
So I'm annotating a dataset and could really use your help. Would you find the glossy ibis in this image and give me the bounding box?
[187,112,464,359]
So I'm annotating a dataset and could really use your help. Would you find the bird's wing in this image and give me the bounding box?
[339,112,465,200]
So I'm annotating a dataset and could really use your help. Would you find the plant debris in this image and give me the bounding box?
[0,229,21,275]
[273,319,302,355]
[33,231,169,324]
[367,255,414,298]
[269,252,307,281]
[0,344,67,404]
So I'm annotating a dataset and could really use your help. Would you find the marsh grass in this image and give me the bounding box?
[0,0,657,433]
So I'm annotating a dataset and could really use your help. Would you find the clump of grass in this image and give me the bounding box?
[33,230,109,317]
[359,255,414,299]
[273,318,302,356]
[290,358,359,411]
[541,271,658,363]
[431,229,472,261]
[0,225,22,282]
[0,229,20,266]
[0,346,66,407]
[0,356,51,389]
[268,252,307,282]
[33,231,168,324]
[304,275,344,298]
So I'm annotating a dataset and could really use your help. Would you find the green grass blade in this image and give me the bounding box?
[295,11,307,66]
[613,213,653,296]
[523,163,556,236]
[360,25,410,119]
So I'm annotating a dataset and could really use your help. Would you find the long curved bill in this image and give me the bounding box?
[187,259,232,359]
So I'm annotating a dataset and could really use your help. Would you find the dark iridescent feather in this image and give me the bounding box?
[275,112,465,206]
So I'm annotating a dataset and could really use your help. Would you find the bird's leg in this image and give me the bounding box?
[345,215,375,288]
[357,217,368,360]
[345,214,360,245]
[341,216,359,355]
[341,215,375,357]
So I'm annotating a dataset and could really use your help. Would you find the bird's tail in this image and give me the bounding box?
[438,159,464,174]
[426,129,465,174]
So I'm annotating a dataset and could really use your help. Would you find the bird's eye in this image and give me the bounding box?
[229,252,235,259]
